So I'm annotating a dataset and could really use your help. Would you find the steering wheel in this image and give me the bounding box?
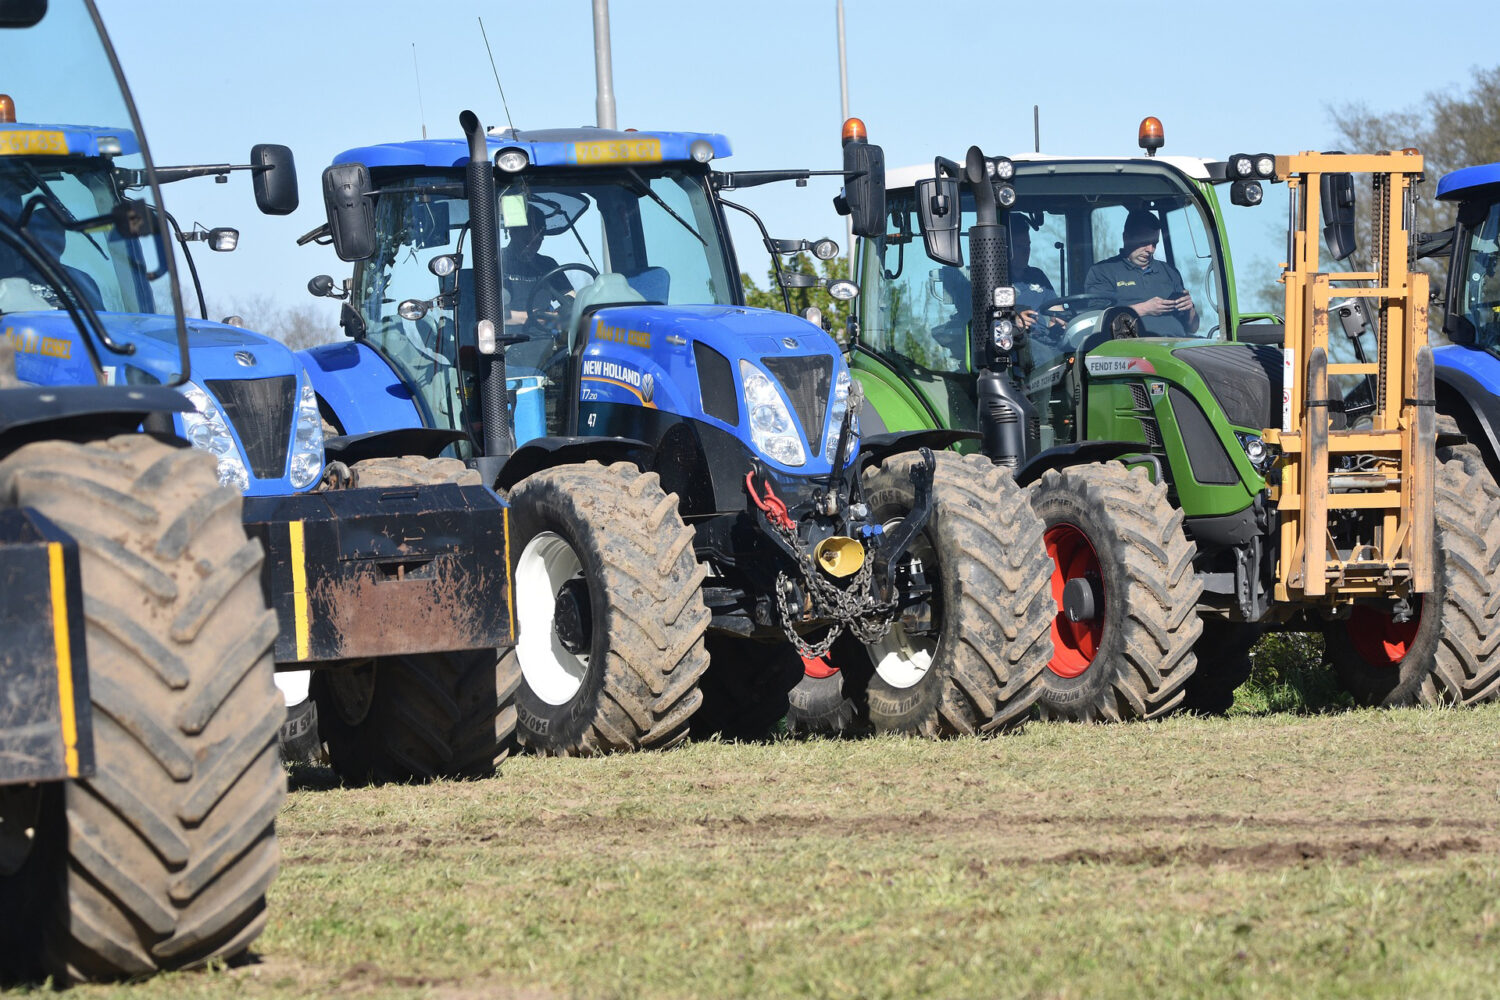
[1036,292,1117,317]
[524,263,600,333]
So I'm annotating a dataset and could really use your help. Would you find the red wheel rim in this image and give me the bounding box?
[1044,523,1104,678]
[1347,600,1422,669]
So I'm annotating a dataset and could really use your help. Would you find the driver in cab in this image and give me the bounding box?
[502,203,576,329]
[1085,209,1198,336]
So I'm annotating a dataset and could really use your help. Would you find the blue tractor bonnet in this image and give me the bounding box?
[333,128,732,170]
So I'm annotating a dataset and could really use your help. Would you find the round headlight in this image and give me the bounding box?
[827,279,859,301]
[398,299,429,321]
[428,254,458,277]
[689,139,714,163]
[1255,154,1275,178]
[495,148,529,173]
[993,157,1014,180]
[996,183,1017,207]
[811,238,839,261]
[1233,156,1253,177]
[993,318,1015,351]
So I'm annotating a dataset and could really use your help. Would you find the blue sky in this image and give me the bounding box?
[96,0,1500,329]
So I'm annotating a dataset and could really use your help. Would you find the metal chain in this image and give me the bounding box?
[767,515,897,658]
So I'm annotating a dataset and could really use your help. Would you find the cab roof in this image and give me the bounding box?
[1436,162,1500,201]
[0,122,140,158]
[884,153,1219,191]
[333,127,733,170]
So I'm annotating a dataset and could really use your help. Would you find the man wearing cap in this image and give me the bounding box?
[1084,209,1198,336]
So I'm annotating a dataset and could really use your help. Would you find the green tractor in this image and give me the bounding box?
[850,137,1499,719]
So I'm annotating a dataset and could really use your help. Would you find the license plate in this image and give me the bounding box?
[0,130,69,156]
[569,138,661,165]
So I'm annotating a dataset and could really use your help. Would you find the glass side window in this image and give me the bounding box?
[353,165,736,443]
[1457,201,1500,351]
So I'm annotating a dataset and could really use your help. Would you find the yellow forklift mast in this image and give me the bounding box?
[1264,150,1436,604]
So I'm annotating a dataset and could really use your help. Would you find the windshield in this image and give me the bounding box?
[1455,200,1500,353]
[353,165,736,442]
[0,0,183,384]
[862,164,1228,381]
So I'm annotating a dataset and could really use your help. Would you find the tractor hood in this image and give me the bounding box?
[575,303,857,476]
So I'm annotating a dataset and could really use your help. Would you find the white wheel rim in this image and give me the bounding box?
[516,531,589,706]
[866,527,937,689]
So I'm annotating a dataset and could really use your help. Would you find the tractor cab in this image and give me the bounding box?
[858,154,1235,454]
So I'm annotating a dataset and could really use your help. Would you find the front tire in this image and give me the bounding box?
[312,650,518,783]
[848,452,1053,736]
[504,463,710,755]
[0,436,283,983]
[1028,463,1203,721]
[1326,454,1500,705]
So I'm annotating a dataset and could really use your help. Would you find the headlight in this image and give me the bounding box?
[740,361,806,467]
[495,148,529,173]
[1236,431,1276,475]
[824,369,859,462]
[179,382,251,492]
[288,380,325,489]
[993,317,1016,351]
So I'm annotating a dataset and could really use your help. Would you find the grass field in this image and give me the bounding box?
[25,697,1500,1000]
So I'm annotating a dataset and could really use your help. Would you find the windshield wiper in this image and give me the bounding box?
[624,167,705,247]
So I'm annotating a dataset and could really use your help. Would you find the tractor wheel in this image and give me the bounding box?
[0,435,282,983]
[311,649,518,783]
[1179,619,1261,715]
[847,452,1053,737]
[1326,454,1500,706]
[503,462,710,755]
[694,635,804,741]
[1028,463,1203,721]
[349,455,480,487]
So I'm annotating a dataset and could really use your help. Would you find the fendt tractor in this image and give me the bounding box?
[854,136,1499,718]
[0,0,283,982]
[0,85,518,782]
[298,114,1056,745]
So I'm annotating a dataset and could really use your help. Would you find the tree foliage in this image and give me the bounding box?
[740,252,853,343]
[1327,66,1500,319]
[206,294,340,351]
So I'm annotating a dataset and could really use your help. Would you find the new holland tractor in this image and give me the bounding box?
[853,139,1498,718]
[299,114,1055,747]
[0,0,283,981]
[0,86,518,783]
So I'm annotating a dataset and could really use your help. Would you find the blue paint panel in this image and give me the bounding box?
[299,341,423,436]
[1437,163,1500,201]
[1434,342,1500,393]
[0,122,141,158]
[335,128,731,170]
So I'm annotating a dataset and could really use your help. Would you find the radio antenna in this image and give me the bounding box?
[478,17,517,136]
[412,43,427,139]
[1033,105,1040,153]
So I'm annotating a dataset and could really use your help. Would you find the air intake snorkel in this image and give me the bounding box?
[461,110,515,477]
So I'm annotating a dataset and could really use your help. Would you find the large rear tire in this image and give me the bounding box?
[1028,463,1203,721]
[0,436,283,983]
[504,463,709,755]
[846,452,1053,736]
[1327,454,1500,705]
[312,650,518,783]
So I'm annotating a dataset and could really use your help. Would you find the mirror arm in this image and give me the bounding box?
[720,195,793,312]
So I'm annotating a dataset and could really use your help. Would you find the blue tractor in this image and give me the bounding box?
[301,113,1056,749]
[0,100,516,783]
[0,0,284,980]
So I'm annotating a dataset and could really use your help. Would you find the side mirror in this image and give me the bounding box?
[322,163,376,262]
[251,144,299,216]
[916,177,962,266]
[1321,171,1357,261]
[840,141,886,239]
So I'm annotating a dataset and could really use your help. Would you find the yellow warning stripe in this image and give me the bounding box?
[47,543,80,777]
[504,505,514,642]
[288,520,310,660]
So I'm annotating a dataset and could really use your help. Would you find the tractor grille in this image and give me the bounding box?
[206,375,295,479]
[761,356,832,456]
[1129,382,1151,411]
[1173,343,1282,430]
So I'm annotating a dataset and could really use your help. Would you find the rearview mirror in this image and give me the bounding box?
[251,144,299,216]
[916,177,962,266]
[1321,171,1356,261]
[322,162,376,262]
[840,141,886,239]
